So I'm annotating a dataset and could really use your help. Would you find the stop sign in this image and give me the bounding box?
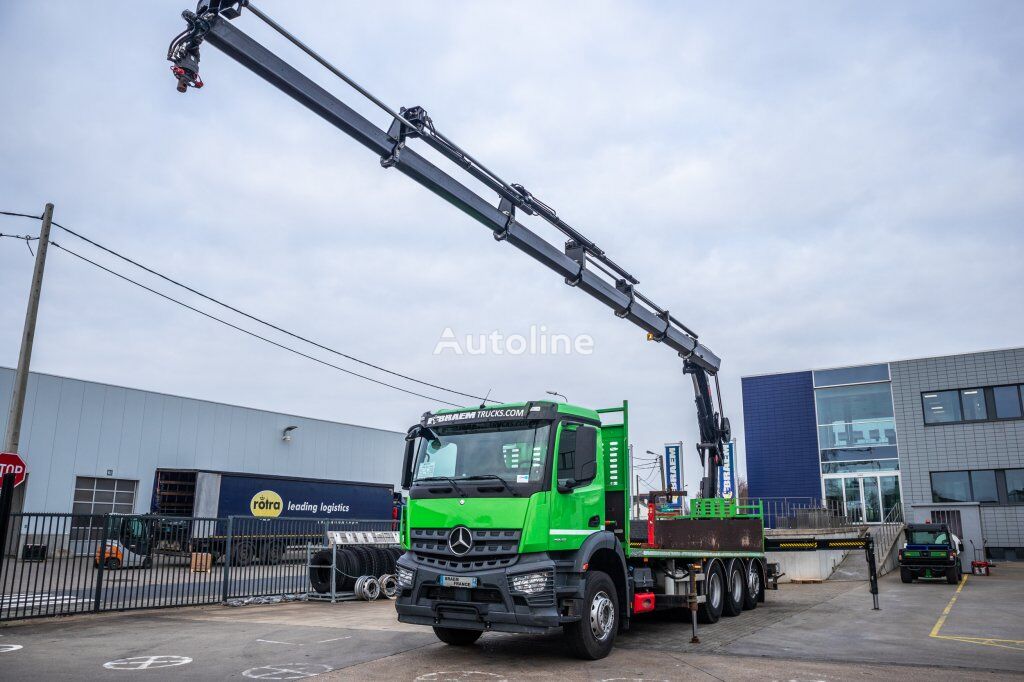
[0,452,27,487]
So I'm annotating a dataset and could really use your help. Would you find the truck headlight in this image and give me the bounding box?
[510,571,551,595]
[396,565,415,588]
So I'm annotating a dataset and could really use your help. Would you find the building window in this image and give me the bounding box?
[72,476,138,516]
[993,385,1023,419]
[816,383,896,449]
[922,391,963,424]
[931,471,971,502]
[813,363,890,388]
[820,445,898,462]
[960,389,987,421]
[930,470,1000,504]
[971,470,998,503]
[922,384,1024,425]
[1006,469,1024,504]
[821,459,900,474]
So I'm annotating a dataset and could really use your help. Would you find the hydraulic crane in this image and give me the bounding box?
[167,1,731,499]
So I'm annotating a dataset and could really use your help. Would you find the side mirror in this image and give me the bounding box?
[557,479,578,494]
[401,430,417,490]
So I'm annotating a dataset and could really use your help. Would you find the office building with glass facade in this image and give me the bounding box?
[742,347,1024,559]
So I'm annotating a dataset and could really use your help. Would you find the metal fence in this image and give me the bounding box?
[740,497,852,530]
[0,512,393,621]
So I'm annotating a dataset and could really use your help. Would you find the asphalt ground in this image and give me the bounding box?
[0,564,1021,680]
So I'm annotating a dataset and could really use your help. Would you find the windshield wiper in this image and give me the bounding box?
[462,474,520,496]
[414,476,468,496]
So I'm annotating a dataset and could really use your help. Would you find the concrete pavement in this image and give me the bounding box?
[0,563,1019,680]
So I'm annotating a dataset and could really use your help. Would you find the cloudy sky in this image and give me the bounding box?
[1,1,1021,492]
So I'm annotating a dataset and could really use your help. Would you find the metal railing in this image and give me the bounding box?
[0,512,393,621]
[738,497,853,530]
[871,502,905,573]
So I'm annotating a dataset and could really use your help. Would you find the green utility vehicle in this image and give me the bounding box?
[394,401,768,660]
[898,523,964,585]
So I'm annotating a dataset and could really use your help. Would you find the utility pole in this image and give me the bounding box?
[3,203,53,513]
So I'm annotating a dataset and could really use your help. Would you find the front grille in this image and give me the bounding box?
[409,528,521,571]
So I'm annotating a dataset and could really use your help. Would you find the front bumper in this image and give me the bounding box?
[394,553,581,634]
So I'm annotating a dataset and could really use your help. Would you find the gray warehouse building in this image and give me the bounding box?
[743,347,1024,561]
[0,367,406,516]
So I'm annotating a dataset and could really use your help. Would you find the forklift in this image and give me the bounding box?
[94,514,155,570]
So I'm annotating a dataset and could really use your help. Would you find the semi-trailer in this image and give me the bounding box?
[97,469,394,568]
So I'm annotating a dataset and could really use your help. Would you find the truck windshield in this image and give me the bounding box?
[908,530,948,545]
[413,422,551,487]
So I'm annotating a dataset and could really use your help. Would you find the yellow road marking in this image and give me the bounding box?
[929,573,967,638]
[929,574,1024,651]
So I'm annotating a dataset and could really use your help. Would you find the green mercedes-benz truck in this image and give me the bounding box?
[394,400,767,660]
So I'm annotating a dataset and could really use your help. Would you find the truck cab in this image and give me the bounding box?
[394,400,631,659]
[898,523,963,584]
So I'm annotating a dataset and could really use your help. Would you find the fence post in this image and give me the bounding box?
[0,473,14,560]
[221,516,234,603]
[93,514,110,613]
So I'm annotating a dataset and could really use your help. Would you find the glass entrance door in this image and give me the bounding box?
[823,474,901,523]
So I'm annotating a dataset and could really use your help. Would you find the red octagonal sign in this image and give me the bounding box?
[0,452,27,487]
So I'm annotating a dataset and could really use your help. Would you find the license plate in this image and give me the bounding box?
[439,575,478,588]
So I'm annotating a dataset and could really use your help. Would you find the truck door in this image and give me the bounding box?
[549,423,604,549]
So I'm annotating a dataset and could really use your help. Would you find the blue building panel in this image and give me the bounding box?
[741,371,820,501]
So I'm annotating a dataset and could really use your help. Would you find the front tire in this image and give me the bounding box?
[564,570,617,660]
[433,627,482,646]
[722,560,744,617]
[698,561,725,624]
[900,567,915,583]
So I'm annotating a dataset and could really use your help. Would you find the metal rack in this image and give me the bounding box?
[305,530,400,603]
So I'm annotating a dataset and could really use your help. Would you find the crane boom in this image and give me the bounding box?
[167,1,730,497]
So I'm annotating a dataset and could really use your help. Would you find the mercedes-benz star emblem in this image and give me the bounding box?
[448,526,473,556]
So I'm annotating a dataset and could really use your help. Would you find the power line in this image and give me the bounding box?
[46,239,466,408]
[1,209,495,404]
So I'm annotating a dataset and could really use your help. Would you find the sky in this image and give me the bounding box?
[1,1,1022,494]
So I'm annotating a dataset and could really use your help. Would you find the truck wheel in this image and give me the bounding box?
[698,561,725,624]
[104,557,121,571]
[563,570,617,660]
[433,627,483,646]
[722,561,744,617]
[141,556,153,569]
[742,560,761,610]
[946,565,960,585]
[232,540,257,567]
[260,541,285,565]
[900,567,914,583]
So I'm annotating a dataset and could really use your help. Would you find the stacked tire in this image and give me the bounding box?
[309,546,404,594]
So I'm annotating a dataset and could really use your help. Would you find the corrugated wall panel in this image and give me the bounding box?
[0,367,404,513]
[741,371,820,501]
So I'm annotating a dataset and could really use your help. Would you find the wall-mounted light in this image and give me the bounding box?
[282,425,298,442]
